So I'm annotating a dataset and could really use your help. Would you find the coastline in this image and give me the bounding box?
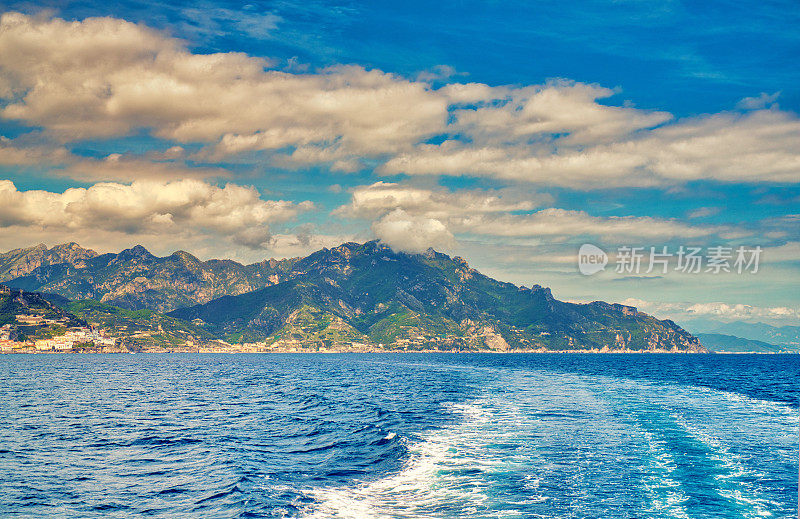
[3,339,791,354]
[6,348,789,354]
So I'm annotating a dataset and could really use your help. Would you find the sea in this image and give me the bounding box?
[0,353,797,518]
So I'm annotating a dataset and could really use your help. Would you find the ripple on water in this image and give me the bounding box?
[0,353,795,518]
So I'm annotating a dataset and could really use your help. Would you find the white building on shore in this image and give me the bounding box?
[34,328,117,351]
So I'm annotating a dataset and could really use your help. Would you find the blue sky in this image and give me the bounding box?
[0,0,798,326]
[20,0,800,115]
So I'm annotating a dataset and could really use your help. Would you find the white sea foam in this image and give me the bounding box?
[302,369,797,519]
[613,377,796,519]
[304,401,509,518]
[639,427,691,519]
[671,412,781,518]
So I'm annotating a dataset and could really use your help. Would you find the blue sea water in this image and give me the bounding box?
[0,353,797,518]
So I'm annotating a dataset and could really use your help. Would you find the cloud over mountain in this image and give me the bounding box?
[372,209,455,253]
[341,182,725,244]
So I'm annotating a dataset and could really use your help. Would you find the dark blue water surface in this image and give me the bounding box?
[0,353,797,518]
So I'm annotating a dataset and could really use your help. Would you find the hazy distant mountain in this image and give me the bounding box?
[2,244,297,313]
[688,321,800,349]
[696,333,794,353]
[169,241,705,352]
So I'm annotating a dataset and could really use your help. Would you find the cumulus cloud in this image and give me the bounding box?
[0,12,446,159]
[340,182,722,244]
[448,81,672,146]
[0,178,312,249]
[372,209,455,253]
[0,135,72,165]
[2,12,797,188]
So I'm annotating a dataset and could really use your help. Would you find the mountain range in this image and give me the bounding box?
[2,241,707,352]
[687,320,800,349]
[695,333,796,353]
[0,243,296,313]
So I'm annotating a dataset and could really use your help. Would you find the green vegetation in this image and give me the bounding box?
[168,241,705,352]
[65,299,220,347]
[0,285,86,340]
[266,305,369,347]
[1,241,705,352]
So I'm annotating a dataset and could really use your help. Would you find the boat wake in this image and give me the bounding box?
[303,369,798,519]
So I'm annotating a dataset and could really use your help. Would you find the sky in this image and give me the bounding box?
[0,0,798,327]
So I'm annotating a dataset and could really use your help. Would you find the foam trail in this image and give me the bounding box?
[305,400,520,518]
[303,368,798,519]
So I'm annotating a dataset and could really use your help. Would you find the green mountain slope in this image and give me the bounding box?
[64,300,221,349]
[169,241,705,352]
[0,285,87,340]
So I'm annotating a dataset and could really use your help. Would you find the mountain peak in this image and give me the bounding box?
[50,242,96,255]
[0,241,97,281]
[169,240,704,352]
[1,239,705,352]
[171,250,200,263]
[115,245,155,262]
[2,242,301,312]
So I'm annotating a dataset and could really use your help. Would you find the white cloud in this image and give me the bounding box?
[449,81,672,146]
[340,182,721,243]
[0,136,71,165]
[760,241,800,263]
[0,12,446,159]
[687,206,720,219]
[381,110,800,187]
[180,7,281,40]
[415,64,463,83]
[62,152,228,181]
[0,178,312,250]
[267,232,362,258]
[621,298,800,323]
[736,91,780,110]
[452,209,722,239]
[338,181,548,220]
[2,12,797,188]
[372,208,455,253]
[0,135,226,181]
